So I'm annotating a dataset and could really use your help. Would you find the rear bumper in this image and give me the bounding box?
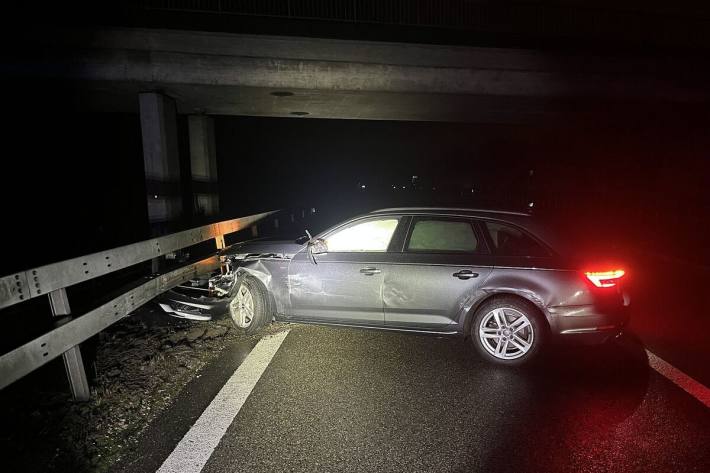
[548,301,630,345]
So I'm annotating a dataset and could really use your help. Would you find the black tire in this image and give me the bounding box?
[227,275,271,335]
[470,297,546,366]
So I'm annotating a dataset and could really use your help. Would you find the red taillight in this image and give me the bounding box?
[584,269,625,288]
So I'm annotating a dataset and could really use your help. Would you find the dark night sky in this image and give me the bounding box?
[215,117,534,213]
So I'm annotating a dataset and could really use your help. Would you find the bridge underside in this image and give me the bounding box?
[79,81,567,124]
[12,28,710,125]
[76,81,710,128]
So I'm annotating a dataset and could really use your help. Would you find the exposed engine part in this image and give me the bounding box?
[156,262,239,320]
[209,266,239,297]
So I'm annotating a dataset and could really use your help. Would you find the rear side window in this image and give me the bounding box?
[484,222,549,257]
[407,219,479,253]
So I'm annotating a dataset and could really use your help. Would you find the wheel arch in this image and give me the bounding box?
[463,291,551,339]
[235,267,277,320]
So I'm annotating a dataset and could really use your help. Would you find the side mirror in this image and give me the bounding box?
[308,238,328,255]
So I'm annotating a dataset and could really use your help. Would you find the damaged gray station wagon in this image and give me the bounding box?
[158,208,630,365]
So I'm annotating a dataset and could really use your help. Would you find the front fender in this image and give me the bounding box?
[234,258,290,315]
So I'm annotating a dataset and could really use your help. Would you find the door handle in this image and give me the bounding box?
[453,270,478,280]
[360,267,381,275]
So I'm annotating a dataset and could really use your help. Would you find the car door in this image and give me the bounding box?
[286,216,403,326]
[383,216,494,330]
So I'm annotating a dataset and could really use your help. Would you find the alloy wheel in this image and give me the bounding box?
[478,307,534,360]
[230,283,254,328]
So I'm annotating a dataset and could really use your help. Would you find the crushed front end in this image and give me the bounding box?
[155,238,302,321]
[155,256,239,321]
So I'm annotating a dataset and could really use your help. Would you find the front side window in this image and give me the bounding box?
[406,219,479,253]
[325,218,399,252]
[485,222,549,257]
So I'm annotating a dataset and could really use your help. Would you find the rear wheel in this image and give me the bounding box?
[471,297,545,366]
[228,276,270,334]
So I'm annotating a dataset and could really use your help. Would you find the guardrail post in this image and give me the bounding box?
[48,289,91,401]
[215,234,226,250]
[274,218,280,230]
[251,225,259,238]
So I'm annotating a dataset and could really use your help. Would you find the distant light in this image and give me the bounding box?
[528,202,534,208]
[361,185,366,189]
[402,186,406,189]
[311,207,316,213]
[271,91,294,97]
[392,185,397,189]
[154,194,158,199]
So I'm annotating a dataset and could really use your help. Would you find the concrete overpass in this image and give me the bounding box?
[11,27,710,124]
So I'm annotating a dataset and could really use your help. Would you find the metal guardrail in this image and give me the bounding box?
[0,210,276,399]
[0,256,220,392]
[0,211,274,310]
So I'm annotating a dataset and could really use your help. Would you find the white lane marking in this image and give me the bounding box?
[157,330,290,473]
[646,349,710,408]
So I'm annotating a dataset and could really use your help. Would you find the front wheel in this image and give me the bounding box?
[471,298,545,366]
[228,276,271,335]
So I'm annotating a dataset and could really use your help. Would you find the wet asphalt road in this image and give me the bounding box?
[128,324,710,473]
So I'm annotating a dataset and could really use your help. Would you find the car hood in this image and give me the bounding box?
[219,239,305,259]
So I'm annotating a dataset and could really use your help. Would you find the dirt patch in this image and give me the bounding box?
[1,305,287,472]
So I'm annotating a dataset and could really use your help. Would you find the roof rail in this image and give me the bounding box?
[368,207,530,217]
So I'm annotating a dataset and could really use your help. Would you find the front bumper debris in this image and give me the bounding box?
[156,264,237,321]
[155,289,230,321]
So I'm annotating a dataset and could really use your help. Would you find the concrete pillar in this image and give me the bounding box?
[188,115,220,218]
[139,92,183,226]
